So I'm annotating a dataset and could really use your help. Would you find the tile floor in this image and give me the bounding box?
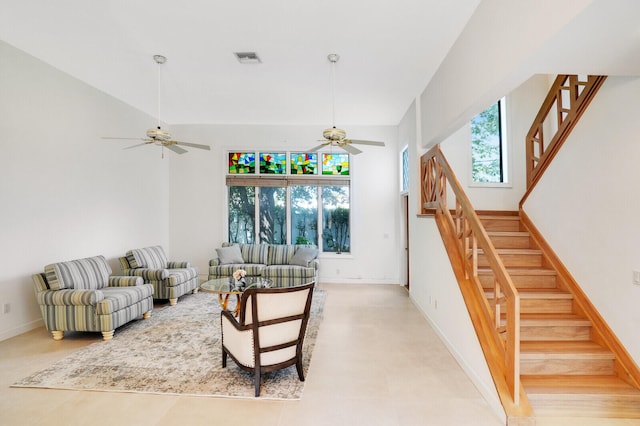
[1,284,636,425]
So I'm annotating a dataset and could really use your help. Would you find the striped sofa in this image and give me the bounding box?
[208,243,319,286]
[119,246,199,306]
[32,255,154,341]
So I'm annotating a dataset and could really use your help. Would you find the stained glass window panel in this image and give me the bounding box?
[229,152,255,174]
[321,153,349,175]
[259,153,287,174]
[290,153,318,175]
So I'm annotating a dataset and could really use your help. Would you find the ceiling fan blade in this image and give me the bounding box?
[165,144,188,154]
[340,143,363,155]
[348,139,385,146]
[123,142,153,150]
[102,136,148,141]
[174,141,211,151]
[306,142,330,153]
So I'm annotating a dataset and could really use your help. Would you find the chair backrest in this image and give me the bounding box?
[43,255,111,290]
[239,282,314,367]
[125,246,167,269]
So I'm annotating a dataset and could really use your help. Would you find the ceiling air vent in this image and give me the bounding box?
[234,52,261,64]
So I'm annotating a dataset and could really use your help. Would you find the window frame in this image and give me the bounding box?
[468,97,512,188]
[225,151,352,254]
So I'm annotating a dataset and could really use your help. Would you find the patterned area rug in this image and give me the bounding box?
[12,289,326,400]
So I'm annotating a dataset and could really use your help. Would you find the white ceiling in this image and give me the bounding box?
[0,0,481,126]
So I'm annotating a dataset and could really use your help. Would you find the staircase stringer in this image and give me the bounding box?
[433,211,534,425]
[519,209,640,389]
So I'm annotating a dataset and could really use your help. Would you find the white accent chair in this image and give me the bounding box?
[220,282,315,397]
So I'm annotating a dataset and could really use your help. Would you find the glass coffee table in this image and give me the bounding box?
[200,277,273,316]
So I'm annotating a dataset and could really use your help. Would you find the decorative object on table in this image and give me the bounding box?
[12,290,326,400]
[232,268,247,289]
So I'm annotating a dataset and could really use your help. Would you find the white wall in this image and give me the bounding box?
[440,74,549,211]
[400,98,504,421]
[420,0,592,148]
[524,76,640,364]
[169,123,401,284]
[0,41,171,341]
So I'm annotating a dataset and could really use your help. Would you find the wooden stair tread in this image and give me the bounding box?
[521,375,640,396]
[486,231,530,237]
[520,341,614,359]
[477,267,556,275]
[515,313,591,326]
[478,248,542,255]
[487,290,572,298]
[478,215,520,220]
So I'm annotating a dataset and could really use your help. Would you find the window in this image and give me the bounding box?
[226,151,351,254]
[401,146,409,192]
[471,98,508,183]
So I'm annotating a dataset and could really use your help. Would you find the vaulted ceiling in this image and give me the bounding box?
[0,0,480,126]
[2,0,640,130]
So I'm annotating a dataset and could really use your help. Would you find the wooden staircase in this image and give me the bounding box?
[478,212,640,419]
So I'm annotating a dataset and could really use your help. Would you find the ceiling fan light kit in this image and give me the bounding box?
[306,53,385,156]
[102,54,211,158]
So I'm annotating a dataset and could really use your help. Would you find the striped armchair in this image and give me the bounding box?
[32,255,154,341]
[119,246,199,306]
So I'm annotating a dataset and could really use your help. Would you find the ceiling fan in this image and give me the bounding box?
[307,53,385,155]
[102,55,211,158]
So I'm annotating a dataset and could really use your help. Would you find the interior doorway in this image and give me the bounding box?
[402,194,409,290]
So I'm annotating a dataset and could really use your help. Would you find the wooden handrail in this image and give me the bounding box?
[421,144,522,407]
[522,74,606,206]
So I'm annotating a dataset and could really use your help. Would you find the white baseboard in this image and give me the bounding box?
[408,295,506,424]
[0,318,43,342]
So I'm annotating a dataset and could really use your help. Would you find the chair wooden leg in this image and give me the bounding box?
[254,370,261,397]
[296,357,305,381]
[222,349,227,368]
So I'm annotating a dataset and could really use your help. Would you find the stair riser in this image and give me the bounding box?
[479,273,558,289]
[520,325,592,341]
[501,299,573,314]
[478,254,542,268]
[489,236,531,249]
[521,359,615,375]
[480,219,520,232]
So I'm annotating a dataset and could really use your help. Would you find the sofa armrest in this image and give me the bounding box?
[310,259,320,270]
[167,261,191,268]
[108,276,144,287]
[125,268,168,281]
[209,258,221,267]
[36,289,104,306]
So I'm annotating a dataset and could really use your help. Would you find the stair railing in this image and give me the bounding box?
[523,74,606,203]
[421,144,522,405]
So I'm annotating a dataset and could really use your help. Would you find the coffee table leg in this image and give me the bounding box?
[218,294,242,317]
[234,294,241,317]
[218,294,230,310]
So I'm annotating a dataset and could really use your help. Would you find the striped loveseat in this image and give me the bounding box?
[119,246,199,306]
[32,255,154,341]
[208,243,319,286]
